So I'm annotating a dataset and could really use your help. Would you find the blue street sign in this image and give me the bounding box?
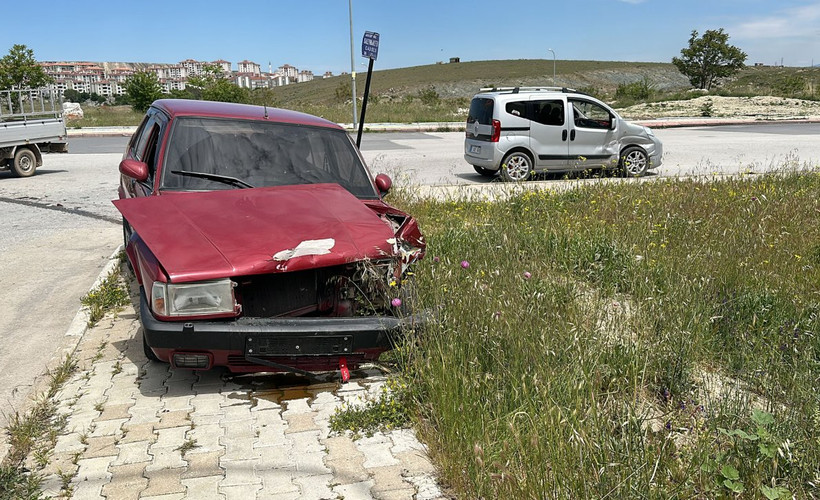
[362,31,380,60]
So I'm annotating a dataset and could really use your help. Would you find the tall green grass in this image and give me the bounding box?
[392,170,820,498]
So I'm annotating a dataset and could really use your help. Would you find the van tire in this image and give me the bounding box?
[11,148,37,177]
[500,151,534,182]
[473,165,497,177]
[619,147,648,177]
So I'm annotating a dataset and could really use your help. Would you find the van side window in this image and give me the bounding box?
[530,100,564,126]
[570,99,612,129]
[505,101,526,117]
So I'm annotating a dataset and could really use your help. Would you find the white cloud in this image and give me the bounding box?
[730,3,820,39]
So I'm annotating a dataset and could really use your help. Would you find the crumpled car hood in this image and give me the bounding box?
[113,183,396,283]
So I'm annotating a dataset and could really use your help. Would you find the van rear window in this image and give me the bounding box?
[467,98,494,125]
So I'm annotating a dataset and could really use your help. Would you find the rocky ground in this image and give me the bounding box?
[619,95,820,120]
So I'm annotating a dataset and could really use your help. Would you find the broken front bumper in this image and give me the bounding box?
[139,289,425,372]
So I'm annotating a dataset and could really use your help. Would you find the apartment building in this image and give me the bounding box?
[40,58,323,97]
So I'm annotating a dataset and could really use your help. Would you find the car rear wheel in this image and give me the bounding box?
[11,148,36,177]
[473,165,497,177]
[619,147,649,177]
[500,151,534,182]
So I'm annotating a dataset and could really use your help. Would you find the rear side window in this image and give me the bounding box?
[467,98,494,125]
[505,101,526,118]
[531,100,565,126]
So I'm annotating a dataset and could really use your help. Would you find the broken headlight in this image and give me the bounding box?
[151,279,236,317]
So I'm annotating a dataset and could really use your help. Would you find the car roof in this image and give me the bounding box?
[152,99,343,130]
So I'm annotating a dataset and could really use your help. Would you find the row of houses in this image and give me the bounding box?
[40,59,333,97]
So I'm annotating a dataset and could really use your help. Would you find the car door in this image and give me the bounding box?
[567,98,619,170]
[121,111,164,199]
[527,98,569,171]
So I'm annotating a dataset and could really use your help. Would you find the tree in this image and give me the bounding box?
[187,64,248,103]
[0,44,52,90]
[125,70,162,112]
[672,29,747,90]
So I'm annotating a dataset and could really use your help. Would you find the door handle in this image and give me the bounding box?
[570,130,576,141]
[562,130,568,141]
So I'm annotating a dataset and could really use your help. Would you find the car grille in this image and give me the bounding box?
[235,269,320,317]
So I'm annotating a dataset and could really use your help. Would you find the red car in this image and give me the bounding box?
[115,99,425,377]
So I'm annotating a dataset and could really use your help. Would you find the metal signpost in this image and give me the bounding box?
[356,31,379,148]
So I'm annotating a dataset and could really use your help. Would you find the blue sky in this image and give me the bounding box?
[6,0,820,73]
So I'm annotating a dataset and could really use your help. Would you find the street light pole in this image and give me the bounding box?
[548,48,556,86]
[348,0,357,128]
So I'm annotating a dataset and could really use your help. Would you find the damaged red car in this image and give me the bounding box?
[114,99,425,377]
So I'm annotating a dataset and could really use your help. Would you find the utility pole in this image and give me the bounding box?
[548,48,556,86]
[348,0,357,128]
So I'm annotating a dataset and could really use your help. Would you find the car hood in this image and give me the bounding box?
[113,184,396,283]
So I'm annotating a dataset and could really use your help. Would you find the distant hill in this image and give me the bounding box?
[270,59,691,106]
[268,59,820,108]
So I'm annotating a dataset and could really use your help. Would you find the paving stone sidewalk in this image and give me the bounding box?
[37,284,446,499]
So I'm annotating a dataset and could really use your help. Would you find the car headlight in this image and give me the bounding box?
[151,279,236,317]
[644,126,655,136]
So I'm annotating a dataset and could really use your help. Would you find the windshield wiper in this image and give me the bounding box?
[171,170,255,189]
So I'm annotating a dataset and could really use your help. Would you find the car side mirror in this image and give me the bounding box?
[375,173,392,197]
[610,116,617,130]
[119,159,149,182]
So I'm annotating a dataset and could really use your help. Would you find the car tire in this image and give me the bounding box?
[11,148,36,177]
[619,146,649,177]
[473,165,497,177]
[500,151,534,182]
[143,330,161,362]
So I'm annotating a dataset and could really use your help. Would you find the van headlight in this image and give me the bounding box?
[151,279,236,317]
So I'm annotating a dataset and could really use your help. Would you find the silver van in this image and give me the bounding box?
[464,87,662,181]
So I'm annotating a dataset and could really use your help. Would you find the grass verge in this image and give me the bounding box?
[81,266,130,327]
[387,167,820,498]
[0,356,77,500]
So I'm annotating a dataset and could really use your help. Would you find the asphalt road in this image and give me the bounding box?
[2,123,820,431]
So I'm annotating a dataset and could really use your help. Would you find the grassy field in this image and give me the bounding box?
[67,60,820,127]
[384,167,820,498]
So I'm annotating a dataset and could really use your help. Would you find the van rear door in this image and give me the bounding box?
[527,98,569,171]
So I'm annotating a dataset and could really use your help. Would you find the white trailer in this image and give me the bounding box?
[0,87,68,177]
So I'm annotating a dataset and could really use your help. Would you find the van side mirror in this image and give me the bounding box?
[119,159,149,182]
[375,173,392,197]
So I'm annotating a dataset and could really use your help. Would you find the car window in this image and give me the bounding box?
[570,99,612,129]
[160,117,377,199]
[467,98,494,125]
[505,101,526,118]
[129,114,155,160]
[530,100,565,126]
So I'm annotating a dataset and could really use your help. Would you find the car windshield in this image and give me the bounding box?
[160,117,377,199]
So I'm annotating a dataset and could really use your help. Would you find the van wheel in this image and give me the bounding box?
[11,148,37,177]
[619,147,648,177]
[500,151,534,182]
[473,165,497,177]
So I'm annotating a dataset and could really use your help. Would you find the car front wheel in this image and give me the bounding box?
[620,147,649,177]
[500,151,534,182]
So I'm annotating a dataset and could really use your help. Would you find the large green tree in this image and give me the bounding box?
[187,64,249,103]
[672,29,747,90]
[0,44,52,90]
[124,70,162,112]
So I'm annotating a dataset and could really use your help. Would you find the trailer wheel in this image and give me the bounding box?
[11,148,37,177]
